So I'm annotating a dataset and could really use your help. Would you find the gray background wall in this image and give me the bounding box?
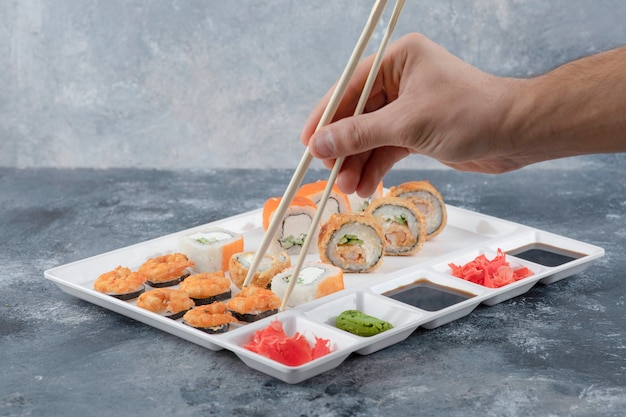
[1,0,625,171]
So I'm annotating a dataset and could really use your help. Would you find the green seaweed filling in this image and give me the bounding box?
[336,309,393,337]
[338,234,364,246]
[280,233,306,249]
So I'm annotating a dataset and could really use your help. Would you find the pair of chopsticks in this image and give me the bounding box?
[242,0,406,311]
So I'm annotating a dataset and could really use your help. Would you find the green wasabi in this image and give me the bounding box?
[336,309,393,337]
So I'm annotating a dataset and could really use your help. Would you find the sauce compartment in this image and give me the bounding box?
[221,312,358,384]
[303,291,424,355]
[488,230,604,285]
[370,271,484,329]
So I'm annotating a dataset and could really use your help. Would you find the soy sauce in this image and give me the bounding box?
[507,243,584,267]
[383,279,475,311]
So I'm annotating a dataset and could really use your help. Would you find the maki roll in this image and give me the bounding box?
[138,253,194,287]
[318,212,385,273]
[347,181,384,212]
[228,251,290,289]
[178,227,244,273]
[93,266,147,300]
[182,302,237,334]
[296,180,352,224]
[366,196,427,256]
[226,287,281,322]
[179,271,232,305]
[271,262,344,308]
[387,181,447,240]
[263,196,318,255]
[136,288,195,320]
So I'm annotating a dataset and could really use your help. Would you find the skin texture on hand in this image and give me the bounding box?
[301,33,626,197]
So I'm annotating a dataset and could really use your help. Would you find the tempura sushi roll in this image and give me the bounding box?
[226,287,281,322]
[182,302,237,334]
[366,196,427,256]
[271,262,344,308]
[263,196,318,255]
[228,251,291,289]
[136,288,195,320]
[178,227,244,273]
[138,253,194,288]
[179,271,232,305]
[347,181,384,212]
[93,266,148,300]
[296,180,352,224]
[318,213,385,273]
[387,181,447,240]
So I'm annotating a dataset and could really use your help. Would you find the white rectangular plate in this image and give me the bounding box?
[44,205,604,383]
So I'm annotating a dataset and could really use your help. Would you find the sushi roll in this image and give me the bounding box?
[179,271,232,305]
[178,227,244,273]
[226,287,281,322]
[296,180,352,224]
[182,302,237,334]
[366,196,427,256]
[263,196,318,255]
[138,253,194,288]
[271,262,344,308]
[387,181,447,240]
[228,251,291,289]
[93,266,148,300]
[136,288,195,320]
[347,181,384,212]
[318,212,385,273]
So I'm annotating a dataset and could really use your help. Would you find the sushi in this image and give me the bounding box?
[182,302,237,334]
[93,266,148,300]
[347,181,384,212]
[136,288,195,320]
[179,271,232,305]
[387,181,447,240]
[226,286,281,322]
[263,196,318,255]
[228,251,291,289]
[178,227,244,273]
[296,180,352,224]
[271,262,345,308]
[137,253,194,287]
[366,196,427,256]
[318,212,385,273]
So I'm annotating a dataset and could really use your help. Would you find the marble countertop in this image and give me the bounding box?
[1,165,624,417]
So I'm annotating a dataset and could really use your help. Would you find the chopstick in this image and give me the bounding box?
[241,0,389,289]
[279,0,406,311]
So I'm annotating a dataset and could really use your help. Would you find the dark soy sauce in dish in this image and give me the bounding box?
[383,279,475,311]
[507,243,585,267]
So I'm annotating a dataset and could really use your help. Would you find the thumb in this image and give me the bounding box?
[308,110,397,160]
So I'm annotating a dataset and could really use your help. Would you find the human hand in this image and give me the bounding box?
[301,33,525,197]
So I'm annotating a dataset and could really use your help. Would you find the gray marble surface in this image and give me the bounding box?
[1,165,625,417]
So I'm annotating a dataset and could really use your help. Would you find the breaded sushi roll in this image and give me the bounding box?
[387,181,447,240]
[178,227,244,273]
[318,213,385,273]
[271,262,344,308]
[263,196,319,255]
[296,180,352,224]
[228,251,291,289]
[347,181,384,212]
[366,196,427,256]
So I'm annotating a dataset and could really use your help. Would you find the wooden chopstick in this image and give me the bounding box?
[279,0,406,311]
[241,0,390,289]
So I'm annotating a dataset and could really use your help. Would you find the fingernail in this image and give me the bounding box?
[312,130,335,158]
